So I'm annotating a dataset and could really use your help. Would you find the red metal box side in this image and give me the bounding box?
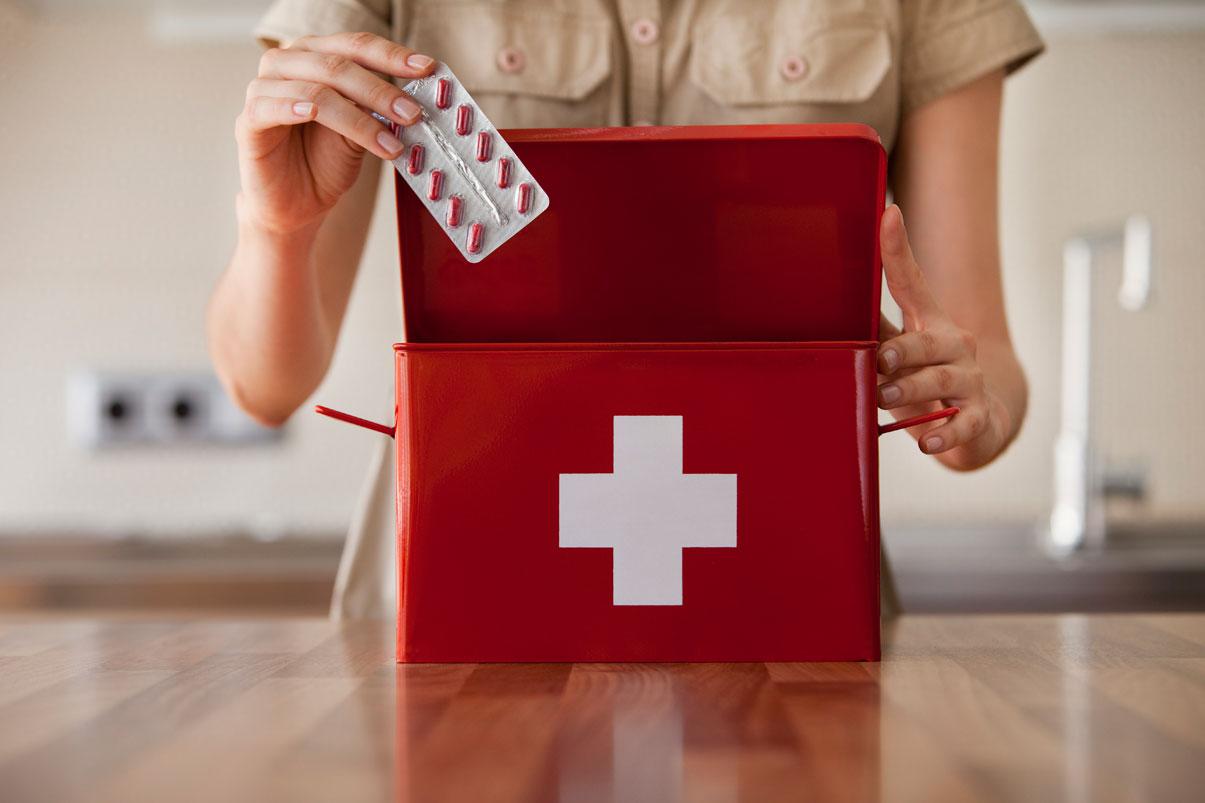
[499,123,883,145]
[393,342,881,663]
[396,124,887,344]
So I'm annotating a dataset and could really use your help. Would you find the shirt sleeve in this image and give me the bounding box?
[900,0,1045,115]
[254,0,391,47]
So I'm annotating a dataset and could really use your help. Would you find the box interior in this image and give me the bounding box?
[395,124,887,345]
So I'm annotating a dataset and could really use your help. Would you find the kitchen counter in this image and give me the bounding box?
[0,614,1201,802]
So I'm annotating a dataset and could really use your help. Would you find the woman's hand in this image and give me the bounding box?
[876,204,1013,470]
[212,33,437,425]
[234,32,436,235]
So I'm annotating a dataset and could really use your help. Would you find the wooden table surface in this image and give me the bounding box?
[0,614,1202,802]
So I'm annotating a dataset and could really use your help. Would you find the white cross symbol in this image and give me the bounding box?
[558,416,738,606]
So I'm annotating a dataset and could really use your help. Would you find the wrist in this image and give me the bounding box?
[228,198,327,336]
[236,219,321,267]
[234,198,322,275]
[235,192,325,243]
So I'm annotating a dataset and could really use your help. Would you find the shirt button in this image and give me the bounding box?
[496,46,526,74]
[779,55,808,81]
[630,18,659,46]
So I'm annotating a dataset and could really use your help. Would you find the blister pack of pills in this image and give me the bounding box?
[375,63,550,264]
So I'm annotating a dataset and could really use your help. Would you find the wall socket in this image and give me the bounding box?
[67,371,283,448]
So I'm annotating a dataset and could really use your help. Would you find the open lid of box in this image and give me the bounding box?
[395,124,886,343]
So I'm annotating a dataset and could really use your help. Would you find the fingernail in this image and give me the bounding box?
[923,435,944,453]
[879,348,899,373]
[879,384,901,405]
[392,97,420,125]
[292,102,314,117]
[407,54,435,69]
[377,129,403,155]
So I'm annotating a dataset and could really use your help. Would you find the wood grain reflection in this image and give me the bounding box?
[0,615,1201,802]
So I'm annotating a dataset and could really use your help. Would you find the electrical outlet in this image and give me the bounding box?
[68,372,283,448]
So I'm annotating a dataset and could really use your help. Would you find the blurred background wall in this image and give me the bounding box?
[0,0,400,540]
[882,5,1205,529]
[0,0,1202,548]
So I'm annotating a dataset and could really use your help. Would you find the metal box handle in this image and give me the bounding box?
[878,406,958,436]
[317,402,956,441]
[314,405,395,438]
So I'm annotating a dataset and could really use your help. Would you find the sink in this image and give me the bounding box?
[886,522,1205,613]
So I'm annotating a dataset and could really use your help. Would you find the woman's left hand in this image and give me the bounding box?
[876,204,1011,470]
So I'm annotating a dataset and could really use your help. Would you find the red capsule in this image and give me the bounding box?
[406,144,424,175]
[435,78,451,109]
[427,169,443,201]
[516,182,533,214]
[455,104,472,136]
[496,157,512,188]
[445,194,463,228]
[466,221,484,255]
[475,131,492,162]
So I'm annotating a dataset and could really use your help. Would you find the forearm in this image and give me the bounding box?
[208,158,380,425]
[208,212,333,426]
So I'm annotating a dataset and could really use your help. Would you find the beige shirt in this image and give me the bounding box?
[255,0,1044,619]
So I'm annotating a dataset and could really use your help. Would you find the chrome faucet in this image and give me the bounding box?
[1047,216,1153,555]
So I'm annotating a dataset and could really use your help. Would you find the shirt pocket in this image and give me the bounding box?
[407,3,615,129]
[690,10,891,108]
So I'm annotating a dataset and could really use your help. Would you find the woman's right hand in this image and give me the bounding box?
[234,32,437,235]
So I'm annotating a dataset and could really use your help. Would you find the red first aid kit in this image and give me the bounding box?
[318,124,952,662]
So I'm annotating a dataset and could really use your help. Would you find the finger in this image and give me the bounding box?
[238,96,317,134]
[235,96,318,157]
[878,364,982,410]
[918,405,992,454]
[880,204,942,327]
[258,49,422,125]
[244,79,402,159]
[272,80,403,160]
[288,31,436,80]
[877,327,969,375]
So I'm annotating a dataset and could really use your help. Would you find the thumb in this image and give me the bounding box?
[880,204,940,328]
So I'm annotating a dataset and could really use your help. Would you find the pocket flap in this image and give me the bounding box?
[692,14,890,106]
[410,4,612,101]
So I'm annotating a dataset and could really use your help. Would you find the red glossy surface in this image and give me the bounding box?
[406,144,423,176]
[396,125,887,343]
[475,131,492,162]
[445,194,462,228]
[466,222,484,255]
[392,342,880,662]
[455,104,472,136]
[515,182,532,215]
[426,169,443,201]
[316,126,895,663]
